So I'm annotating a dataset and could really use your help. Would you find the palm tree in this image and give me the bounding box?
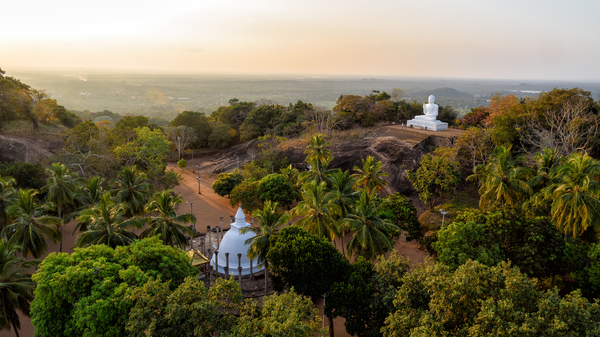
[352,155,389,194]
[3,190,60,259]
[329,169,358,257]
[42,163,79,252]
[291,180,340,241]
[300,134,332,185]
[0,239,38,337]
[111,166,152,216]
[467,145,533,210]
[240,200,290,268]
[0,176,16,232]
[527,148,564,214]
[73,176,106,235]
[544,152,600,237]
[140,190,195,248]
[77,176,105,208]
[75,193,141,248]
[344,190,398,260]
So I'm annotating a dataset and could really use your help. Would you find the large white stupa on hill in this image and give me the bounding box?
[210,207,263,276]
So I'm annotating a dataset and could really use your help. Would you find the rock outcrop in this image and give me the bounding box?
[200,136,426,195]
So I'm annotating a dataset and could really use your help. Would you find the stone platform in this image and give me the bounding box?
[406,118,448,131]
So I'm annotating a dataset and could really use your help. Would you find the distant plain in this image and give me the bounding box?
[10,70,600,120]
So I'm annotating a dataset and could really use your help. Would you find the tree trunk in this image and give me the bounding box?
[341,234,346,258]
[327,313,334,337]
[58,207,63,253]
[11,319,20,337]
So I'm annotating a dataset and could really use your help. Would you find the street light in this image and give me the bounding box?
[186,201,195,233]
[440,208,449,228]
[196,176,201,194]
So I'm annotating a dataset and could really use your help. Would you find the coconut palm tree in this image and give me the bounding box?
[0,176,16,232]
[110,166,152,216]
[544,152,600,237]
[291,180,340,241]
[352,155,388,194]
[73,176,106,235]
[328,169,358,257]
[77,176,105,208]
[3,190,60,259]
[0,239,38,337]
[42,163,79,252]
[140,190,195,248]
[240,200,290,268]
[75,192,141,248]
[300,134,332,185]
[467,145,533,210]
[344,190,398,260]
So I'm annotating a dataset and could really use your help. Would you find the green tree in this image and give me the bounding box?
[110,166,152,216]
[291,180,340,241]
[211,172,243,197]
[0,162,46,190]
[31,237,196,337]
[467,145,532,210]
[381,193,421,242]
[257,173,296,208]
[382,260,600,337]
[433,208,566,280]
[406,153,461,210]
[0,176,16,231]
[232,288,326,337]
[169,111,211,147]
[177,158,187,171]
[141,190,195,248]
[352,155,388,194]
[301,134,332,184]
[545,152,600,237]
[240,201,290,269]
[3,189,60,258]
[42,163,79,252]
[328,169,358,257]
[208,124,235,149]
[75,192,141,248]
[229,180,262,214]
[267,226,349,337]
[0,239,38,337]
[344,190,398,260]
[127,277,242,337]
[113,127,170,178]
[327,252,410,337]
[76,176,105,208]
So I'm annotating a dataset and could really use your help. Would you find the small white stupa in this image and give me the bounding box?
[210,206,263,276]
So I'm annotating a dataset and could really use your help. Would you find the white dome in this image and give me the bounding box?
[210,207,264,276]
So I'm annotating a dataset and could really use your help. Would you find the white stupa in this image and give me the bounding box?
[210,206,264,276]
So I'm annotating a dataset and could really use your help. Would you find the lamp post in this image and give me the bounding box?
[440,209,449,228]
[196,176,201,194]
[186,201,195,233]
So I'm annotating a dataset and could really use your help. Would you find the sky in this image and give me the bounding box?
[2,0,600,81]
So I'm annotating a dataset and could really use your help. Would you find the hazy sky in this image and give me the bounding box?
[3,0,600,81]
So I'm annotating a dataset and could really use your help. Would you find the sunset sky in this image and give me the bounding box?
[2,0,600,81]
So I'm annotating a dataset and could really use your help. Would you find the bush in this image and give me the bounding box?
[211,172,243,197]
[0,161,46,190]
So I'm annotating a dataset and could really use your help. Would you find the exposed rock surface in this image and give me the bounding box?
[0,134,59,163]
[200,136,426,195]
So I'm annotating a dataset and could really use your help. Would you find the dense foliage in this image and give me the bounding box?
[30,237,196,337]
